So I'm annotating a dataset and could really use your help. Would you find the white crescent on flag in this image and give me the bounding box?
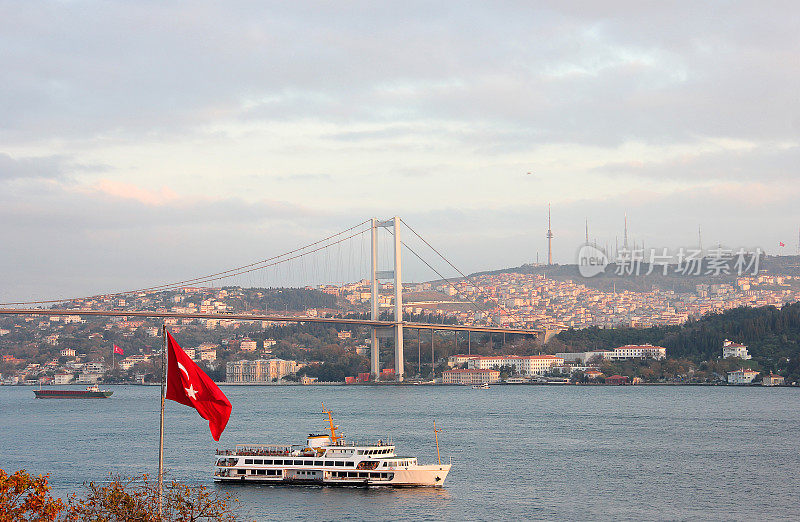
[177,361,191,380]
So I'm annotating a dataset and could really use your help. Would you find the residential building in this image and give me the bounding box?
[77,372,102,384]
[450,354,564,376]
[607,345,667,360]
[762,374,785,386]
[54,373,74,385]
[83,362,105,373]
[240,338,258,352]
[728,368,759,384]
[59,348,76,357]
[722,340,751,360]
[226,358,298,383]
[442,369,500,385]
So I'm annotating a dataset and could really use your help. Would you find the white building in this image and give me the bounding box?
[442,369,500,385]
[455,354,565,376]
[728,368,759,384]
[607,345,667,360]
[54,373,74,385]
[226,358,299,383]
[722,340,751,360]
[77,373,102,384]
[240,339,258,352]
[556,351,612,364]
[60,348,76,357]
[83,362,105,373]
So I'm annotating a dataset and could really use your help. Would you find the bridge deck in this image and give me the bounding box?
[0,308,539,335]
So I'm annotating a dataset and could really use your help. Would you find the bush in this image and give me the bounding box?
[0,468,238,521]
[0,469,63,522]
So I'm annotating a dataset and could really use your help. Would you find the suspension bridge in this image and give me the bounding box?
[0,217,540,381]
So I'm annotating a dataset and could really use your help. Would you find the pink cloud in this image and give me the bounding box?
[90,179,180,206]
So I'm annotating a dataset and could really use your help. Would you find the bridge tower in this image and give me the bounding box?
[370,217,404,381]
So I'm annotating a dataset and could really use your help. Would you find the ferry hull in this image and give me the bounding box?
[34,390,113,399]
[213,464,450,488]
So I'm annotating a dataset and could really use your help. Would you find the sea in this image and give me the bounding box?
[2,384,799,521]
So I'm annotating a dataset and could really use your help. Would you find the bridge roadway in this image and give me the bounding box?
[0,308,539,336]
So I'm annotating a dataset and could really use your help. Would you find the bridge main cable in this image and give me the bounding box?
[0,220,371,307]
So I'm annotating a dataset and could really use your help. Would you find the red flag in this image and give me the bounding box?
[165,333,232,441]
[779,242,786,247]
[113,344,124,356]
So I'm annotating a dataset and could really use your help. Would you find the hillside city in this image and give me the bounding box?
[2,259,800,387]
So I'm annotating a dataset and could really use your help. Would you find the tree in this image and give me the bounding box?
[0,468,64,522]
[64,473,238,522]
[0,468,238,522]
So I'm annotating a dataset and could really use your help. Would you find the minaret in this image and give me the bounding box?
[546,204,554,265]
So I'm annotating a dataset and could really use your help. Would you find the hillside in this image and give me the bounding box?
[551,302,800,380]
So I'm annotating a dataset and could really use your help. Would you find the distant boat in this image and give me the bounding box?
[471,383,490,389]
[34,384,113,399]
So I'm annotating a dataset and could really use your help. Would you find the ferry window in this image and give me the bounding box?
[325,460,334,466]
[254,459,263,465]
[304,460,313,466]
[257,470,266,475]
[345,462,354,467]
[236,470,245,475]
[314,461,323,466]
[264,460,272,465]
[244,459,253,465]
[357,450,363,455]
[294,460,304,466]
[334,461,344,467]
[273,459,282,465]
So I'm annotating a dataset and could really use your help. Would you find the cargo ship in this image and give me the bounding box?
[214,405,451,487]
[33,384,113,399]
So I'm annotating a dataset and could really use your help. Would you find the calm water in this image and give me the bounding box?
[1,384,799,520]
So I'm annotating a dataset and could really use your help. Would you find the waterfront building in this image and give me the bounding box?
[606,375,629,385]
[728,368,759,384]
[455,354,565,375]
[442,369,500,385]
[607,345,667,360]
[762,374,785,386]
[54,373,74,385]
[556,351,612,364]
[722,340,751,360]
[226,358,298,383]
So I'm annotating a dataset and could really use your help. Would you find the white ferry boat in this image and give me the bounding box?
[214,406,451,487]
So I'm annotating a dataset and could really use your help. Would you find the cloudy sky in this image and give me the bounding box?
[1,1,799,301]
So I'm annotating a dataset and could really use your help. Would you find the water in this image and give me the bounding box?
[1,385,799,520]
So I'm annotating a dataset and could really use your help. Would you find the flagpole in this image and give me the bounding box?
[158,324,167,518]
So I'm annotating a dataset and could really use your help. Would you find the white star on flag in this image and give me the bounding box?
[185,384,198,400]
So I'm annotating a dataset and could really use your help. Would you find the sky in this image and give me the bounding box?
[1,1,799,301]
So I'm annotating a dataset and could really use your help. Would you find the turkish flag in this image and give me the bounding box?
[780,242,786,247]
[165,333,232,441]
[113,344,124,356]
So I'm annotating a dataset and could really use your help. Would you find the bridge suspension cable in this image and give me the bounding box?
[398,218,520,326]
[0,220,371,307]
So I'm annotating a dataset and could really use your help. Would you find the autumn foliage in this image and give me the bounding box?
[0,469,63,522]
[0,468,237,521]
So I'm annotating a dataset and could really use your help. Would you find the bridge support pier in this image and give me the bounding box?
[369,216,404,382]
[370,219,379,379]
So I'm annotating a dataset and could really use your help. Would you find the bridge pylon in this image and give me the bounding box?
[370,217,404,381]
